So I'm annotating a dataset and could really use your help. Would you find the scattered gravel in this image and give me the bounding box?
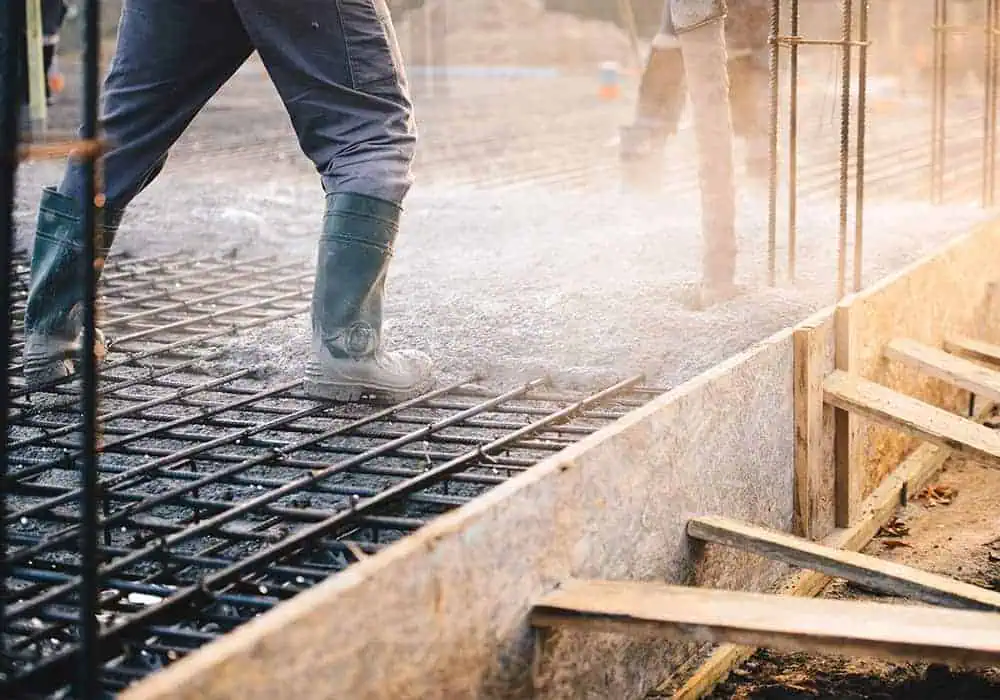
[12,61,997,395]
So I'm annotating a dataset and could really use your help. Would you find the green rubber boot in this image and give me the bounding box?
[304,193,433,402]
[22,186,120,390]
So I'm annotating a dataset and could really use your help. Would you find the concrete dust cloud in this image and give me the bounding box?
[397,0,635,67]
[10,0,998,395]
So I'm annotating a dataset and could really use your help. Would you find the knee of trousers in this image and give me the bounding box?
[321,157,415,207]
[315,111,417,205]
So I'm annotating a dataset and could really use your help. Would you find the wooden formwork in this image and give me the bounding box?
[123,217,1000,700]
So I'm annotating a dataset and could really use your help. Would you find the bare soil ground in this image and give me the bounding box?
[686,454,1000,699]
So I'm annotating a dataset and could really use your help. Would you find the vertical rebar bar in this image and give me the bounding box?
[24,0,47,130]
[78,0,102,695]
[0,0,27,662]
[408,4,427,96]
[993,0,1000,205]
[984,0,998,207]
[853,1,869,292]
[837,0,854,300]
[931,0,948,204]
[430,0,448,98]
[767,0,781,286]
[787,0,799,282]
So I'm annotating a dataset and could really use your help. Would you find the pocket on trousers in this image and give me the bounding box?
[338,0,399,88]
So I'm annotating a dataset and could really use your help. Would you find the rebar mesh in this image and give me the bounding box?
[1,251,658,698]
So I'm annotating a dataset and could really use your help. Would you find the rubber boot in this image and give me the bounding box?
[304,193,433,402]
[22,187,121,389]
[620,45,687,192]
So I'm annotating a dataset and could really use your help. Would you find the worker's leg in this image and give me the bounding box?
[620,4,686,187]
[232,0,431,401]
[674,5,739,303]
[632,36,687,139]
[726,0,769,179]
[23,0,253,387]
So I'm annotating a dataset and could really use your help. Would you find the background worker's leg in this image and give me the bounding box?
[24,0,253,386]
[232,0,431,400]
[620,3,687,189]
[673,0,738,304]
[725,0,769,179]
[40,0,66,101]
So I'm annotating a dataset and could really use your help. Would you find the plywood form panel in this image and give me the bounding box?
[123,334,797,700]
[848,223,1000,496]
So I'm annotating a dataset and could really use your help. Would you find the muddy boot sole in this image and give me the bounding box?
[23,329,108,392]
[303,377,433,404]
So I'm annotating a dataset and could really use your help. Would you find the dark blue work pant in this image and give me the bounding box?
[61,0,416,212]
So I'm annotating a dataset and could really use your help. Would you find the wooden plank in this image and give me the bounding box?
[793,325,824,539]
[945,336,1000,366]
[25,0,47,127]
[532,581,1000,668]
[886,338,1000,403]
[834,301,861,527]
[687,515,1000,612]
[823,370,1000,467]
[671,400,996,700]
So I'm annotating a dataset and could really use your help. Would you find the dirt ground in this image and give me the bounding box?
[684,454,1000,700]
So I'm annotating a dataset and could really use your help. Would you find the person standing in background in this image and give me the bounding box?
[41,0,69,104]
[619,0,769,187]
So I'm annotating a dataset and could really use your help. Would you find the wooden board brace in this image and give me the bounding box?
[669,398,997,700]
[886,338,1000,404]
[944,336,1000,367]
[532,580,1000,669]
[823,371,1000,468]
[687,515,1000,612]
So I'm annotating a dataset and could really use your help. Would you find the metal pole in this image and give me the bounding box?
[408,4,427,96]
[429,0,448,98]
[25,0,48,131]
[853,1,869,292]
[837,0,854,300]
[992,0,1000,205]
[767,0,781,286]
[983,0,998,207]
[617,0,644,74]
[1,0,27,667]
[787,0,800,282]
[78,0,103,694]
[931,0,948,204]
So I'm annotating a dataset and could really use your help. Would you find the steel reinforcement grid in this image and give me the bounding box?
[0,250,660,699]
[0,2,664,697]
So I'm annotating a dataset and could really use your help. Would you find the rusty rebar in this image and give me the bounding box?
[787,0,800,281]
[0,0,26,665]
[984,0,999,207]
[931,0,949,204]
[767,0,781,286]
[853,1,869,292]
[837,0,854,300]
[78,0,104,694]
